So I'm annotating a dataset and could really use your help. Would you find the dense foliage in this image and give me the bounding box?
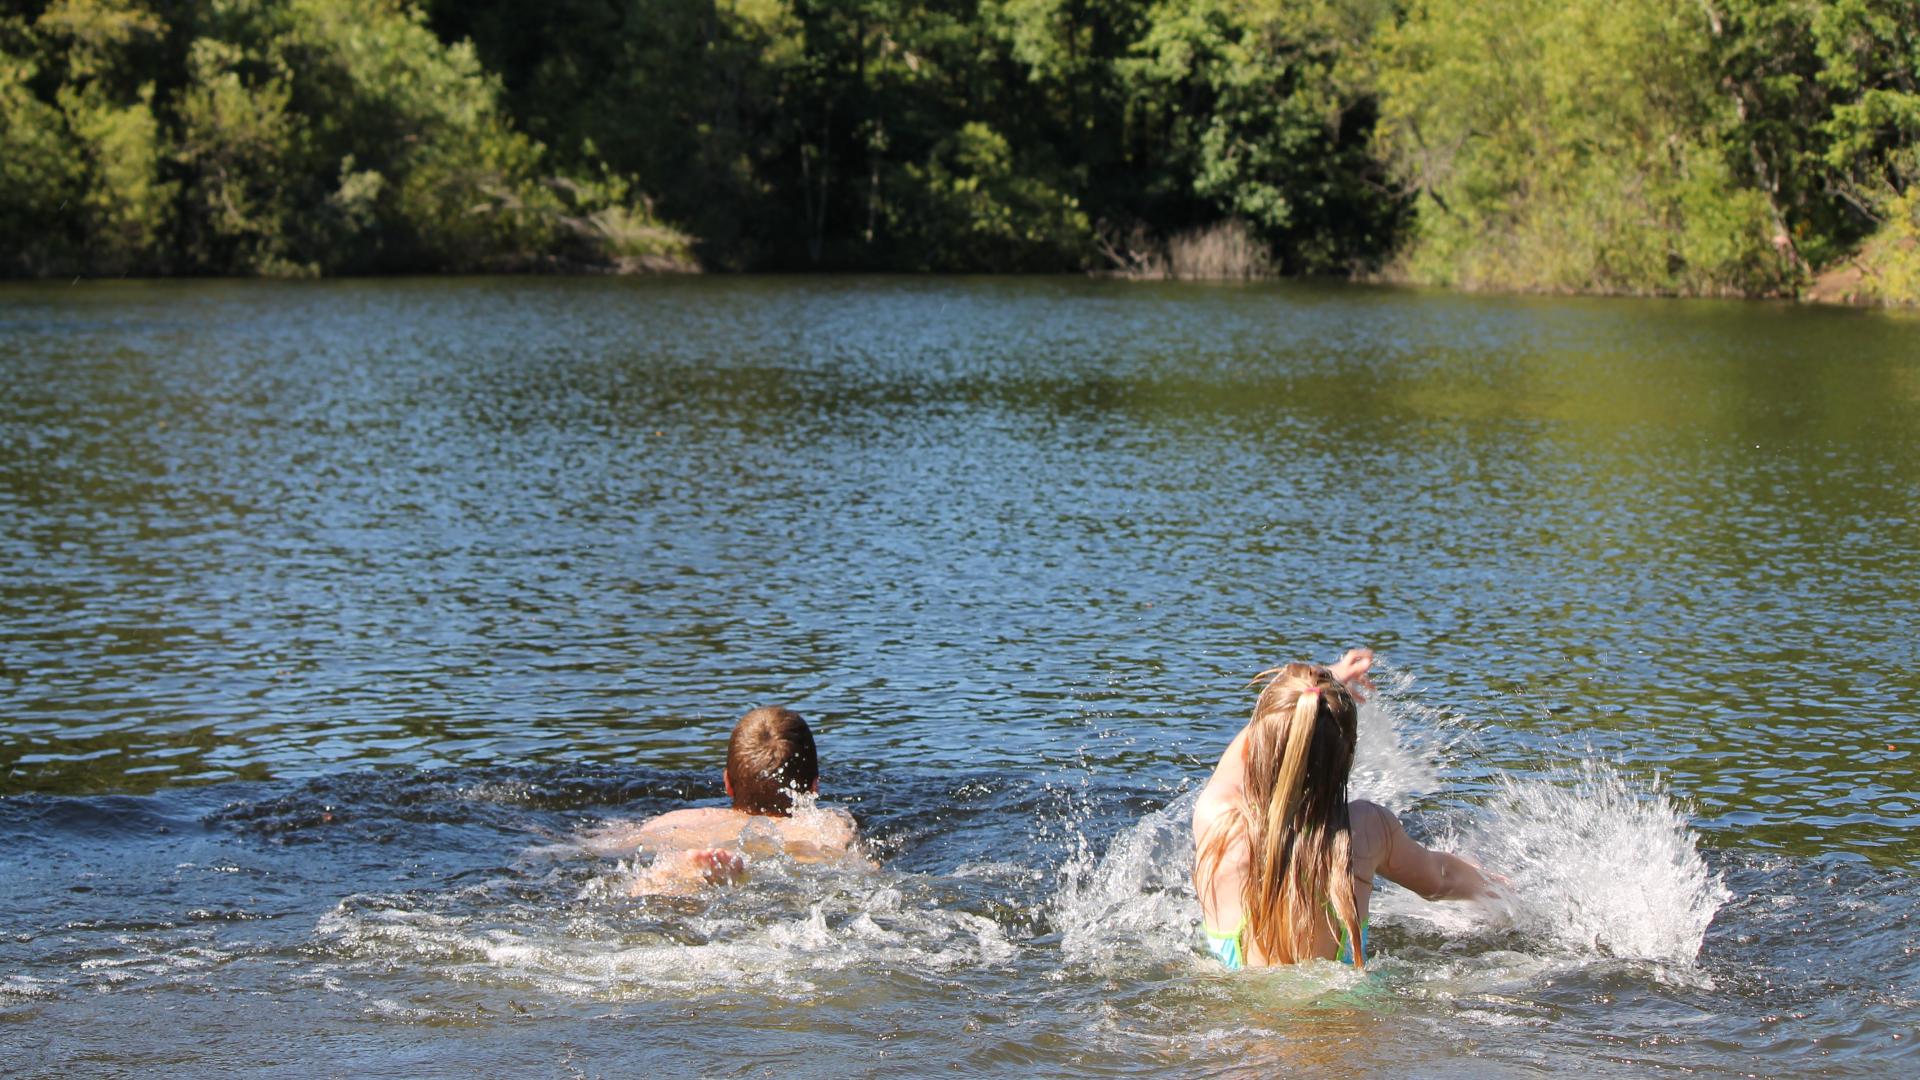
[0,0,690,275]
[1374,0,1920,299]
[1,0,1915,300]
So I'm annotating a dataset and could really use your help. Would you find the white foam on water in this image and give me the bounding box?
[365,997,451,1022]
[306,793,1024,1002]
[314,859,1017,1002]
[949,859,1043,884]
[1449,1007,1539,1026]
[0,974,62,1000]
[68,935,234,995]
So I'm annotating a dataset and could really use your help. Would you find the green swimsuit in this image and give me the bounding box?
[1203,904,1369,970]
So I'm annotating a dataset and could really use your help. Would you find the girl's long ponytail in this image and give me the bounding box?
[1238,667,1362,968]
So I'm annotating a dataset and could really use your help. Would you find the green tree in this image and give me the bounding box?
[1122,0,1401,272]
[9,0,177,272]
[1811,0,1920,215]
[174,29,308,273]
[0,24,83,272]
[1376,0,1790,295]
[1809,0,1920,302]
[884,119,1091,268]
[0,0,1910,290]
[1704,0,1918,299]
[426,0,795,268]
[173,0,556,274]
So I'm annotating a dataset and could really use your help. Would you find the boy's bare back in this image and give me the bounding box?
[587,804,859,862]
[587,706,863,895]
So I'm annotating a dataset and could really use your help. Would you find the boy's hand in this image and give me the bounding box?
[691,848,748,885]
[629,848,749,896]
[1330,647,1375,698]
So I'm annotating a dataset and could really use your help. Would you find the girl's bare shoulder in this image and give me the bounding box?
[1346,800,1393,867]
[1192,760,1245,840]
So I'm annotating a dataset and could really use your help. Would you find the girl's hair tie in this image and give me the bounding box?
[1300,686,1321,697]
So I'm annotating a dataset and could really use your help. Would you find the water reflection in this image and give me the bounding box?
[4,371,1920,1080]
[2,277,1918,870]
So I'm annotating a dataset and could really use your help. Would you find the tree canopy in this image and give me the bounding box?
[1,0,1915,301]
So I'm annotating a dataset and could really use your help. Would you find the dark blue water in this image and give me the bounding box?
[2,277,1916,1075]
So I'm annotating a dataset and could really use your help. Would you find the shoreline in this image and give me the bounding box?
[5,261,1913,311]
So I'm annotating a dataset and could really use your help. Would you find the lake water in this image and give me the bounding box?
[1,276,1916,1076]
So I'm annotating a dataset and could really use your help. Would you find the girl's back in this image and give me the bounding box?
[1193,786,1383,965]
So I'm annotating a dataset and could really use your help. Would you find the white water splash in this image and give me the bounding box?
[1053,791,1204,971]
[1052,686,1447,973]
[309,793,1025,1002]
[1348,673,1454,812]
[1446,761,1730,966]
[1059,682,1726,978]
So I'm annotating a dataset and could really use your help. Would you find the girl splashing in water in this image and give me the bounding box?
[1192,649,1501,970]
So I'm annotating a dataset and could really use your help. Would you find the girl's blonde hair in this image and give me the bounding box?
[1196,663,1362,967]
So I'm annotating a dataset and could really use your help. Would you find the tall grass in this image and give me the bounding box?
[1098,219,1272,280]
[1166,220,1271,280]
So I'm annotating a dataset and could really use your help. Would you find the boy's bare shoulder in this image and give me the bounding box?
[644,807,742,831]
[769,805,862,861]
[583,803,862,866]
[783,804,858,841]
[580,806,745,856]
[818,806,860,847]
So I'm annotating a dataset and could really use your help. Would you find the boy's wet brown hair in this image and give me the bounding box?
[726,706,819,816]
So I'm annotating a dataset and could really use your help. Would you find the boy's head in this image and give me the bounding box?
[724,706,819,816]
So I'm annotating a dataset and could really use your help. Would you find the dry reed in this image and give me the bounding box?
[1097,219,1272,280]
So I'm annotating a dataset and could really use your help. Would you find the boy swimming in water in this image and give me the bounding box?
[1192,649,1503,969]
[587,706,862,895]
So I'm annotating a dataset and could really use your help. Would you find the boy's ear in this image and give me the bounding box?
[723,769,733,797]
[810,778,819,794]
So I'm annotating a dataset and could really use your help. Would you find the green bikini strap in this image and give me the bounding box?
[1205,912,1248,940]
[1323,900,1363,962]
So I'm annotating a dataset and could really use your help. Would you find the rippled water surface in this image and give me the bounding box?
[2,277,1917,1075]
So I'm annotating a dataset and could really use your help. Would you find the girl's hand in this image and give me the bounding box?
[1330,648,1375,698]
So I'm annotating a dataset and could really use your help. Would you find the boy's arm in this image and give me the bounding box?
[1357,800,1498,902]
